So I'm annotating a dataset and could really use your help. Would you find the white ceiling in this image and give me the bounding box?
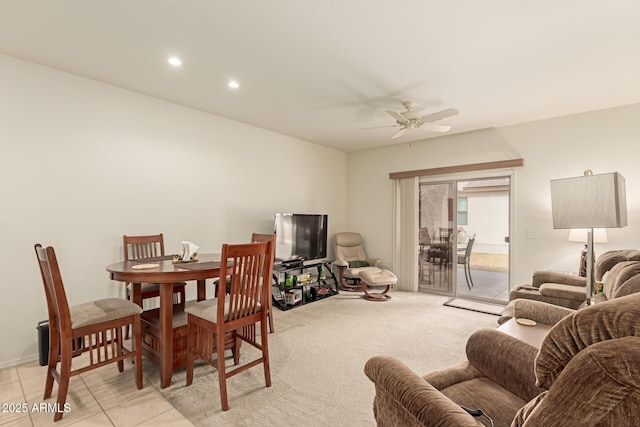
[2,1,639,152]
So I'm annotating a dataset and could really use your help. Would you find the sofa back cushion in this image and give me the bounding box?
[535,292,640,390]
[603,260,640,301]
[515,337,640,426]
[595,249,640,280]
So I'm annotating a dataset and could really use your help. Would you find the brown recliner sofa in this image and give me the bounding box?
[364,293,640,426]
[500,256,640,325]
[508,249,640,310]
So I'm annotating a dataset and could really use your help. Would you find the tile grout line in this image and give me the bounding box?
[15,366,35,427]
[78,372,116,426]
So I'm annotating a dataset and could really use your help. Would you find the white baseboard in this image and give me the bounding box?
[0,353,39,369]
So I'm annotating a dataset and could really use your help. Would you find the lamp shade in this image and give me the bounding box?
[550,172,627,229]
[568,228,608,243]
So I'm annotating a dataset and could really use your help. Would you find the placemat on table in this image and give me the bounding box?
[132,255,175,262]
[174,261,224,271]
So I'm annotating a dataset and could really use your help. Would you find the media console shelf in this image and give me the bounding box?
[271,261,339,310]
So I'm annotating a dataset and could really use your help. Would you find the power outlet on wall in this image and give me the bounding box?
[526,229,539,239]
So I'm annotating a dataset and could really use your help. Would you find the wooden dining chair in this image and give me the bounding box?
[123,234,186,308]
[35,244,143,422]
[214,232,276,333]
[185,240,274,411]
[250,233,276,333]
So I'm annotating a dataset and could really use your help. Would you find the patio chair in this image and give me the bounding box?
[457,235,475,289]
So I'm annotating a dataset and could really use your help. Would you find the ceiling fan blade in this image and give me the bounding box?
[419,108,459,123]
[386,109,409,124]
[417,123,451,133]
[392,127,408,139]
[359,124,398,130]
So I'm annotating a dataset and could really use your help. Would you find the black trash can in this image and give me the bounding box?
[37,320,50,366]
[37,320,83,366]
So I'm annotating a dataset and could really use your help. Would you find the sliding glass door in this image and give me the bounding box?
[418,181,455,294]
[418,176,511,303]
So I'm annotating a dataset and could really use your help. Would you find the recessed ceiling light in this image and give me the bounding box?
[228,80,240,89]
[168,57,182,66]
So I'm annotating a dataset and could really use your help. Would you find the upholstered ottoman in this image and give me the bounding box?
[359,269,397,301]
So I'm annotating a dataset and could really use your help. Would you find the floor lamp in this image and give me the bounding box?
[550,171,627,305]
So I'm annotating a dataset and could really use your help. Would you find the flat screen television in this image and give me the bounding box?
[274,213,328,265]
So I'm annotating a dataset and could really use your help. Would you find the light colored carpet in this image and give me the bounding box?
[147,291,499,426]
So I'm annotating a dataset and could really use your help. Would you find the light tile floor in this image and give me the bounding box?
[0,353,193,427]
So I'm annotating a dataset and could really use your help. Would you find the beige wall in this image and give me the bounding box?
[3,49,640,367]
[0,54,348,366]
[346,103,640,289]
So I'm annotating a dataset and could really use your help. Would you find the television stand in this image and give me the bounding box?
[272,261,339,310]
[279,260,304,269]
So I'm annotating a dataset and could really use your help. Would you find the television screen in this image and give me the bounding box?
[274,213,328,264]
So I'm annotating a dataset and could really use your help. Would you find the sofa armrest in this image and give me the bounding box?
[538,283,586,301]
[422,360,482,390]
[501,299,576,326]
[364,355,481,427]
[531,271,585,288]
[465,329,544,402]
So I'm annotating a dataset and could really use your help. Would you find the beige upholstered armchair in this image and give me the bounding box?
[509,249,640,310]
[365,292,640,426]
[333,232,382,291]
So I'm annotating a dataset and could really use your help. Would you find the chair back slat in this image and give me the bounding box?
[123,234,165,260]
[122,234,164,261]
[35,244,72,334]
[220,241,273,324]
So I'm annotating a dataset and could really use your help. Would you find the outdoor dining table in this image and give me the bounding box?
[106,253,224,388]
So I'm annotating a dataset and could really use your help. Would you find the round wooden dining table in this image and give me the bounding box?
[106,253,223,388]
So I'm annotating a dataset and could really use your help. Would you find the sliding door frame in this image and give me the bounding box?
[419,169,516,303]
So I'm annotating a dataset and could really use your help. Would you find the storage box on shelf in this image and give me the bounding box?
[272,261,338,310]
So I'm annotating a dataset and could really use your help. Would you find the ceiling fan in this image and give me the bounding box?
[362,101,459,139]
